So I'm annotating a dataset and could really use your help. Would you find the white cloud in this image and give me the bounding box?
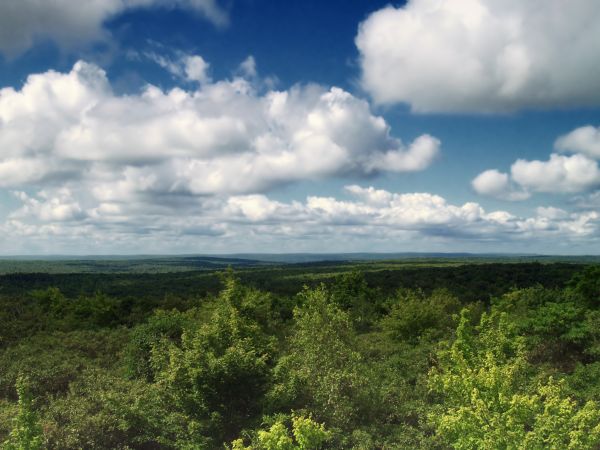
[0,59,446,252]
[10,190,86,222]
[356,0,600,112]
[471,169,529,200]
[472,169,508,196]
[3,184,598,254]
[536,206,568,220]
[0,159,52,187]
[344,185,392,206]
[555,125,600,159]
[0,61,439,198]
[511,154,600,193]
[238,56,257,79]
[143,51,186,77]
[2,60,597,253]
[222,186,599,245]
[144,50,212,84]
[473,125,600,198]
[184,55,211,84]
[366,134,440,172]
[0,0,227,56]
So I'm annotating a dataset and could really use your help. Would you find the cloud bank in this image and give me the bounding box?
[0,59,460,252]
[356,0,600,112]
[1,60,596,253]
[3,184,598,254]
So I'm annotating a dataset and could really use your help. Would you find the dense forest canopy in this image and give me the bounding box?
[0,261,599,448]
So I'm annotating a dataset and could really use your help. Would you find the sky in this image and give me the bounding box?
[1,0,600,255]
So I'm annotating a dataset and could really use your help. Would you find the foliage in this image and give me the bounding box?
[151,276,276,445]
[231,415,330,450]
[3,376,43,450]
[268,285,371,433]
[567,361,600,402]
[381,288,461,343]
[0,329,127,400]
[429,308,600,449]
[329,270,381,331]
[0,263,599,448]
[492,286,600,367]
[41,368,174,449]
[123,308,198,381]
[568,265,600,307]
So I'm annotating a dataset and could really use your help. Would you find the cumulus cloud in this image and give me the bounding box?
[0,0,228,56]
[2,60,596,253]
[511,154,600,193]
[471,169,529,201]
[555,125,600,159]
[536,206,568,221]
[10,190,86,222]
[366,134,440,172]
[0,60,439,198]
[473,124,600,198]
[356,0,600,112]
[184,55,211,83]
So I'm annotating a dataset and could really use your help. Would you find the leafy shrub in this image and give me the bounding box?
[429,309,600,449]
[231,414,330,450]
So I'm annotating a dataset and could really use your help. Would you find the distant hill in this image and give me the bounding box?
[0,255,267,274]
[0,253,597,274]
[220,252,600,264]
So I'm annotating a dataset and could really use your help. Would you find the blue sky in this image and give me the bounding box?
[0,0,600,255]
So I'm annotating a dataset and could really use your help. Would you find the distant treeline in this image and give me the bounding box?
[0,261,583,301]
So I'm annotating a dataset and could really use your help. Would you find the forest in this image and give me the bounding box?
[1,260,600,449]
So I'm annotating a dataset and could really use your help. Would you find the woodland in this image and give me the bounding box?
[1,260,599,449]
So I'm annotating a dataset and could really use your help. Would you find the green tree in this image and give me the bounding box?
[124,308,195,381]
[492,287,591,365]
[30,287,66,317]
[231,415,330,450]
[3,376,43,450]
[0,329,127,400]
[330,271,378,331]
[42,368,173,449]
[381,288,461,344]
[568,265,600,308]
[429,309,600,449]
[268,285,371,432]
[152,284,275,445]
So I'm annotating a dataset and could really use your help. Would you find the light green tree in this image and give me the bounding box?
[429,308,600,449]
[268,285,370,431]
[3,376,43,450]
[231,415,330,450]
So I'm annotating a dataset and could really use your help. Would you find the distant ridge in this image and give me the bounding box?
[1,252,599,263]
[0,253,597,275]
[221,252,556,264]
[0,253,598,266]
